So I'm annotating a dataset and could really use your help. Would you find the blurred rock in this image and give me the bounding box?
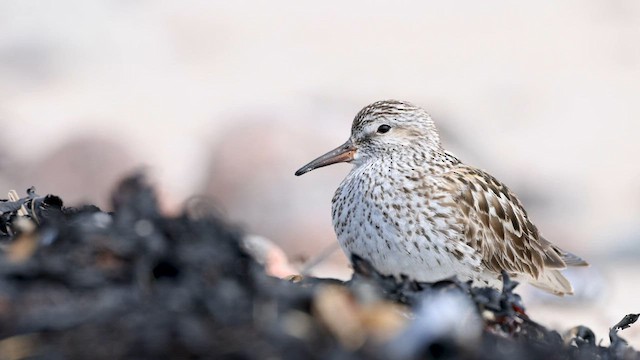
[202,117,350,271]
[241,234,298,278]
[8,136,137,210]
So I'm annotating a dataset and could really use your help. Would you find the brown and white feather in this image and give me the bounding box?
[434,164,587,294]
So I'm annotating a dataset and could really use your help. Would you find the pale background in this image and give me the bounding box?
[1,0,639,345]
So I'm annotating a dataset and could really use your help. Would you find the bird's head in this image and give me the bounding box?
[295,100,441,176]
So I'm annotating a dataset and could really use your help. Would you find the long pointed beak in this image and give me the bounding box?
[295,139,356,176]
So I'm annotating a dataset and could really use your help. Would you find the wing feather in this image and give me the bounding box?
[436,165,586,283]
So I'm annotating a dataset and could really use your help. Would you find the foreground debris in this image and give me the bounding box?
[0,176,637,359]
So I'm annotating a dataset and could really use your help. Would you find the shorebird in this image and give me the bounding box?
[295,100,587,295]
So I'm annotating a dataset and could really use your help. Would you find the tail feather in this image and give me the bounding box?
[561,251,589,267]
[529,270,573,296]
[540,237,589,268]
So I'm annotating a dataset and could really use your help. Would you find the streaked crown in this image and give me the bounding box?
[349,100,442,158]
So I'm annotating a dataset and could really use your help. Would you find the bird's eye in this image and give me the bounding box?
[377,124,391,134]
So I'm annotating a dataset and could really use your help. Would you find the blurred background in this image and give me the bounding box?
[1,0,639,345]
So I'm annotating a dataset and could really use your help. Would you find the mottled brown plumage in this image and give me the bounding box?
[296,100,587,295]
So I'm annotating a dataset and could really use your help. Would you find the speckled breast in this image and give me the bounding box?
[330,162,477,282]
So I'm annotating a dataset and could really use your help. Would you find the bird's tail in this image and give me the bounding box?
[560,250,589,267]
[529,269,573,296]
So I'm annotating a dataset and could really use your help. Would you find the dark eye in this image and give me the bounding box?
[377,124,391,134]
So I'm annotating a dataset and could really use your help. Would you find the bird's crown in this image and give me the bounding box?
[350,100,441,149]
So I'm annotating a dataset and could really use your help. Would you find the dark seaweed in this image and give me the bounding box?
[0,174,636,359]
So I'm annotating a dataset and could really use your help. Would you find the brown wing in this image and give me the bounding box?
[436,165,585,280]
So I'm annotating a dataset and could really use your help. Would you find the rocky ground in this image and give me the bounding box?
[0,174,637,360]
